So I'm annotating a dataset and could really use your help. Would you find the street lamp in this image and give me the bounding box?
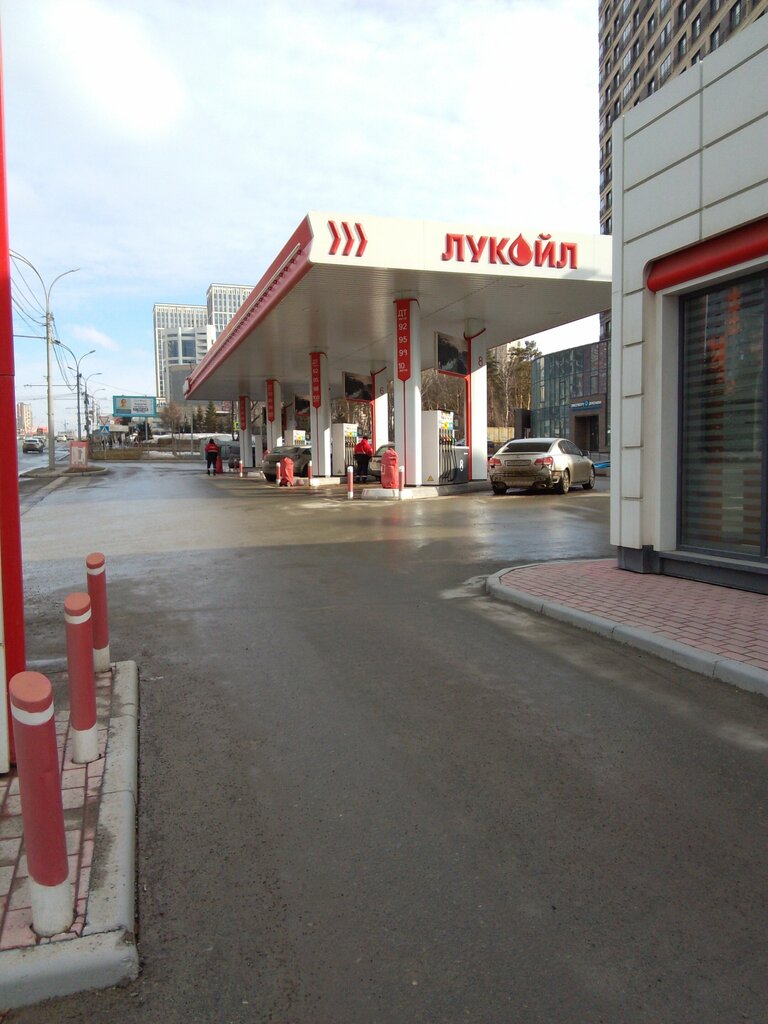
[10,251,79,470]
[82,372,102,439]
[54,340,94,441]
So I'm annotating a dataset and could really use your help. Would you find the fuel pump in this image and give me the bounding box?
[331,423,359,476]
[421,410,469,484]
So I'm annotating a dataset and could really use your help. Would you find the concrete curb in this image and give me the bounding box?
[486,569,768,699]
[0,661,139,1010]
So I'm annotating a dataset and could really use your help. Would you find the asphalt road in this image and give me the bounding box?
[10,464,768,1023]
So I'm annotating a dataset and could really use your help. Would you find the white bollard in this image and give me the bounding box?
[347,465,354,500]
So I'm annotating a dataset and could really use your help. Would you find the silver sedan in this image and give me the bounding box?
[488,437,595,495]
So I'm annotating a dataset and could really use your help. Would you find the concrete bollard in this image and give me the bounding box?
[10,672,73,937]
[398,465,405,499]
[347,465,354,500]
[64,593,99,764]
[86,552,110,673]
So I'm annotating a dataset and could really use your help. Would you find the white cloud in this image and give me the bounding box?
[2,0,603,409]
[69,325,121,352]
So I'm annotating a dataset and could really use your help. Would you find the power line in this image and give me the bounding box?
[10,255,46,315]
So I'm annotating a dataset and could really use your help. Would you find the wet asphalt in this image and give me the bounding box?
[9,462,768,1024]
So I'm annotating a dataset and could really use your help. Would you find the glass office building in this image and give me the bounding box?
[531,340,610,454]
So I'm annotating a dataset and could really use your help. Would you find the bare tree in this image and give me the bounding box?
[487,340,540,427]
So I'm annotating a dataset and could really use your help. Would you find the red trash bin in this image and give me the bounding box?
[279,456,295,486]
[381,447,399,488]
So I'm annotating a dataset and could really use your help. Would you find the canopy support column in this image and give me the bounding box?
[393,298,421,486]
[371,366,389,451]
[309,352,331,476]
[239,395,253,468]
[465,320,488,481]
[265,379,282,451]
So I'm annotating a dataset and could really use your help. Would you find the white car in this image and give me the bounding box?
[488,437,595,495]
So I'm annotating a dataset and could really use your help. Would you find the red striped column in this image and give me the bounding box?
[86,552,110,673]
[346,465,354,500]
[64,593,98,763]
[10,672,73,936]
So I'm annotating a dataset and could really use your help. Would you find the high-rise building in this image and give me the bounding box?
[153,303,207,403]
[153,284,253,405]
[15,401,32,435]
[207,284,253,339]
[598,0,768,342]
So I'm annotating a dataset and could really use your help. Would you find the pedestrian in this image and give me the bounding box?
[205,437,220,475]
[354,433,373,482]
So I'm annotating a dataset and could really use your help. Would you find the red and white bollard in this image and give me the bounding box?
[64,593,99,764]
[398,465,405,499]
[346,465,354,500]
[86,552,110,673]
[307,460,313,485]
[238,459,244,478]
[276,462,282,485]
[10,672,73,937]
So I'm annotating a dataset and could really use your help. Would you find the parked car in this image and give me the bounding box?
[488,437,595,494]
[262,445,312,482]
[368,443,396,480]
[55,433,68,443]
[22,436,45,453]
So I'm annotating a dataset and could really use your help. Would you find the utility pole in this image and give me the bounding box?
[11,253,79,471]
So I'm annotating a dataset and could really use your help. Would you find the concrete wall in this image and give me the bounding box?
[611,16,768,565]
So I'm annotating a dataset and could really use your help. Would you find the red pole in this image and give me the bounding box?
[64,592,98,763]
[10,672,73,936]
[0,28,26,766]
[307,459,313,484]
[346,465,354,500]
[86,552,110,673]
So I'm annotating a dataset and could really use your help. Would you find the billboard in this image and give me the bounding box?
[113,396,157,418]
[343,372,372,402]
[436,332,468,377]
[294,395,310,417]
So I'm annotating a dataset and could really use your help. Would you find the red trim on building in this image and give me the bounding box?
[187,216,315,397]
[647,217,768,292]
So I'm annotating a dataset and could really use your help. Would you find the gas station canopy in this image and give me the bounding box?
[185,211,612,402]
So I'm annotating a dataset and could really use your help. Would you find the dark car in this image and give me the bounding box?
[262,445,312,482]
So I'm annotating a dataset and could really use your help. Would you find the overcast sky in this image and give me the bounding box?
[2,0,601,430]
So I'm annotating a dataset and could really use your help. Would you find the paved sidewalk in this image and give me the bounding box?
[0,662,138,1010]
[488,558,768,698]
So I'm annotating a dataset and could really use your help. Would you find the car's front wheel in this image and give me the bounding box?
[582,466,596,490]
[555,469,570,494]
[491,482,507,495]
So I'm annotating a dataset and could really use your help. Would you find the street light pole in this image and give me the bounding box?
[54,341,94,441]
[10,252,78,470]
[82,372,101,440]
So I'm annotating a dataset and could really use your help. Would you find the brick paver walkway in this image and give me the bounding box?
[0,672,111,950]
[499,559,768,673]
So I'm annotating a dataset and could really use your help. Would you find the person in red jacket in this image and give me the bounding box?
[353,434,373,482]
[204,437,220,475]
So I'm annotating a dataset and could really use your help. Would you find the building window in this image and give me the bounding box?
[677,0,689,23]
[660,0,671,12]
[648,76,657,94]
[710,24,721,50]
[634,67,642,88]
[648,13,657,33]
[691,48,702,64]
[678,34,688,59]
[730,0,744,30]
[710,0,722,13]
[692,13,702,38]
[660,53,673,81]
[679,273,766,558]
[648,43,656,65]
[660,20,671,47]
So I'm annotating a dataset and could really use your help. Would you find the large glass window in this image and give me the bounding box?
[680,274,766,557]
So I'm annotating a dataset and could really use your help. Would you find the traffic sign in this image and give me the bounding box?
[98,424,110,435]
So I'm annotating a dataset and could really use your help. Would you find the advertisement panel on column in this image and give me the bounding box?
[266,380,275,422]
[239,396,248,431]
[395,300,411,382]
[311,353,322,408]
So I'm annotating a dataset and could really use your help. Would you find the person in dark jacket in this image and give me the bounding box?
[204,437,220,475]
